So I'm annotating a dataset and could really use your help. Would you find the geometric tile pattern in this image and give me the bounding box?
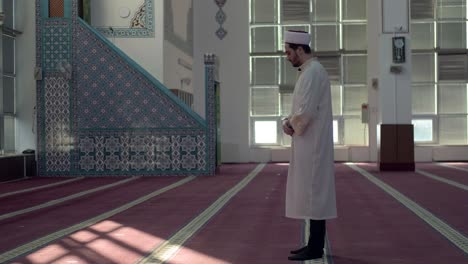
[44,76,71,172]
[36,0,217,176]
[96,0,155,38]
[43,20,71,71]
[74,22,200,130]
[75,132,207,175]
[36,0,44,166]
[35,0,42,64]
[204,54,218,174]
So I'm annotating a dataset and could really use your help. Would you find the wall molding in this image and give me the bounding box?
[96,0,155,38]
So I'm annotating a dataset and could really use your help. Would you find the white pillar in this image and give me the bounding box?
[379,0,412,125]
[367,0,380,162]
[374,0,414,170]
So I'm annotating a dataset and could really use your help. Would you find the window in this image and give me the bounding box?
[253,120,278,144]
[333,120,339,143]
[411,0,468,145]
[249,0,368,146]
[1,0,19,154]
[412,118,435,143]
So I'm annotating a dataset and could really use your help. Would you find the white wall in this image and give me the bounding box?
[163,0,193,93]
[91,0,164,81]
[379,37,413,125]
[367,0,381,162]
[194,1,260,163]
[15,0,36,152]
[91,0,145,28]
[163,42,193,92]
[375,0,412,126]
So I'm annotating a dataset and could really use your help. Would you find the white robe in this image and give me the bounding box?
[285,58,337,220]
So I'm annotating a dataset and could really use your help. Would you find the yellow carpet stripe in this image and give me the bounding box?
[137,163,266,264]
[347,163,468,254]
[436,163,468,173]
[303,220,331,264]
[0,177,84,198]
[0,176,139,221]
[0,176,195,263]
[416,169,468,191]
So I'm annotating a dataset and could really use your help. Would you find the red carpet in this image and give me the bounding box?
[7,164,258,264]
[0,177,183,253]
[0,177,130,215]
[0,177,82,195]
[168,163,301,264]
[443,162,468,170]
[417,163,468,186]
[356,163,468,235]
[1,163,466,264]
[327,163,467,264]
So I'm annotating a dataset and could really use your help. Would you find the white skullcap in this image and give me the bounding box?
[284,31,311,45]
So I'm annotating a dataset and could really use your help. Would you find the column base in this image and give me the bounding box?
[379,162,415,171]
[379,124,415,171]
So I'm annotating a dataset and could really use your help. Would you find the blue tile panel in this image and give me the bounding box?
[44,75,71,172]
[73,23,199,130]
[36,0,216,176]
[42,20,71,72]
[205,64,217,175]
[73,131,207,176]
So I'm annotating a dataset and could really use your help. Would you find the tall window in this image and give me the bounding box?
[0,0,18,154]
[411,0,468,145]
[249,0,368,146]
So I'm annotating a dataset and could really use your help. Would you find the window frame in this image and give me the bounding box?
[250,116,283,146]
[249,0,369,147]
[0,0,19,154]
[410,0,468,146]
[412,115,438,144]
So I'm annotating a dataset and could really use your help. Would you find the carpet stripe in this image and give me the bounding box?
[416,169,468,191]
[0,177,30,184]
[137,163,266,264]
[0,177,139,221]
[303,220,333,264]
[437,163,468,173]
[0,177,84,198]
[0,176,195,264]
[347,163,468,254]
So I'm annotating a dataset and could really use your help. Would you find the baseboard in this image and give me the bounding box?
[379,162,415,171]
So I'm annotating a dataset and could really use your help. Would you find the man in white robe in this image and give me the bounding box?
[282,30,337,261]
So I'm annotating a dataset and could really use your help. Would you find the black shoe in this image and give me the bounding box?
[287,250,323,261]
[290,246,308,254]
